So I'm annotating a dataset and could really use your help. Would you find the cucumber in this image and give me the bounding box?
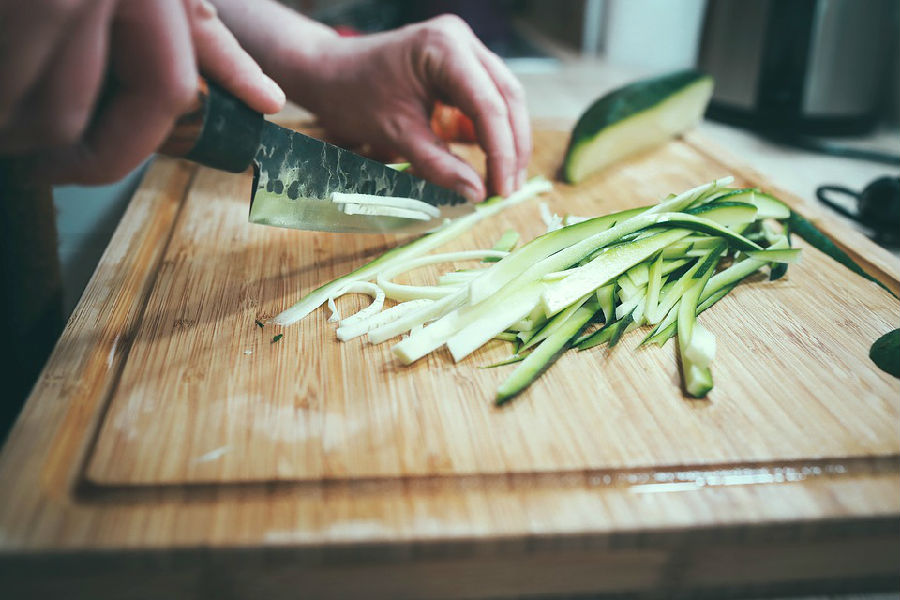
[563,70,714,183]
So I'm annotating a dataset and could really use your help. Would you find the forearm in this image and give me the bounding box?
[209,0,339,110]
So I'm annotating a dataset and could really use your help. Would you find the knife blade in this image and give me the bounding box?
[160,79,470,234]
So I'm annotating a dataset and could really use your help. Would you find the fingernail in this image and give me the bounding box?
[263,74,286,110]
[457,183,482,203]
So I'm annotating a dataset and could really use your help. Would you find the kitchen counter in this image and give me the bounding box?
[1,56,898,600]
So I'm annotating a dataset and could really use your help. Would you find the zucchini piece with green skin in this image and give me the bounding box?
[483,229,520,263]
[648,260,703,326]
[762,221,790,281]
[543,229,692,316]
[677,256,720,398]
[520,294,592,352]
[273,176,552,326]
[745,248,801,263]
[496,302,601,405]
[563,69,714,183]
[644,252,665,324]
[541,215,755,317]
[643,282,739,347]
[468,206,647,304]
[482,352,529,369]
[576,309,636,350]
[643,243,727,338]
[596,283,616,322]
[470,177,734,306]
[685,201,760,228]
[787,210,898,298]
[478,207,754,314]
[493,332,520,343]
[645,239,788,347]
[704,189,791,220]
[607,310,636,348]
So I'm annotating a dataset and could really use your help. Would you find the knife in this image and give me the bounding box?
[160,79,470,234]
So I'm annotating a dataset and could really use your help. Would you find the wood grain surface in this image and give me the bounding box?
[0,125,897,599]
[82,129,900,486]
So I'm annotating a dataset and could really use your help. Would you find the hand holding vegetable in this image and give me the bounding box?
[0,0,285,185]
[216,1,532,202]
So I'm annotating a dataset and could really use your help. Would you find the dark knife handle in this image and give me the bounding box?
[159,78,264,173]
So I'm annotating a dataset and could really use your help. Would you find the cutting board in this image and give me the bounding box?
[81,127,900,487]
[1,123,898,599]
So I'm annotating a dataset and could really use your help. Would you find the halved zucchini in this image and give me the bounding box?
[563,70,714,183]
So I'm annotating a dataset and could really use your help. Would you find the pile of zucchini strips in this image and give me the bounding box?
[272,176,799,405]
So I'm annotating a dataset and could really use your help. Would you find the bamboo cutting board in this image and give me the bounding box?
[82,128,900,487]
[1,123,898,599]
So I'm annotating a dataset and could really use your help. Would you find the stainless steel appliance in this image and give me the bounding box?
[698,0,896,135]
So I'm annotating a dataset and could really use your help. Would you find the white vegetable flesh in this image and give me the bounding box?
[274,174,795,403]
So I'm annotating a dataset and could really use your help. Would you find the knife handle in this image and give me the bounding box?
[159,78,264,173]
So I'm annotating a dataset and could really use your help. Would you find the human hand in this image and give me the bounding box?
[287,15,531,202]
[0,0,285,185]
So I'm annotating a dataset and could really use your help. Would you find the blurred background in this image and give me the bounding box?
[4,0,899,436]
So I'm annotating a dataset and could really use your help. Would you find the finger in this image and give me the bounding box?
[185,0,285,114]
[0,0,84,142]
[22,0,199,184]
[386,113,485,203]
[0,0,113,154]
[417,18,518,196]
[472,43,531,188]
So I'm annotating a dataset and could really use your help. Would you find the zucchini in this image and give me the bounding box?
[273,176,552,325]
[278,175,801,405]
[496,302,600,405]
[563,70,714,183]
[787,210,897,298]
[483,229,520,262]
[677,257,719,398]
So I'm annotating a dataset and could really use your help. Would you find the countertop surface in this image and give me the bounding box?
[5,52,896,600]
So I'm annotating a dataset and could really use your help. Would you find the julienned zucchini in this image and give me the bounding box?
[278,176,800,405]
[563,69,714,183]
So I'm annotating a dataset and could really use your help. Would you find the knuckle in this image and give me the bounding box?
[377,113,407,143]
[421,14,470,46]
[433,13,470,32]
[159,74,198,115]
[478,95,508,121]
[504,78,526,103]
